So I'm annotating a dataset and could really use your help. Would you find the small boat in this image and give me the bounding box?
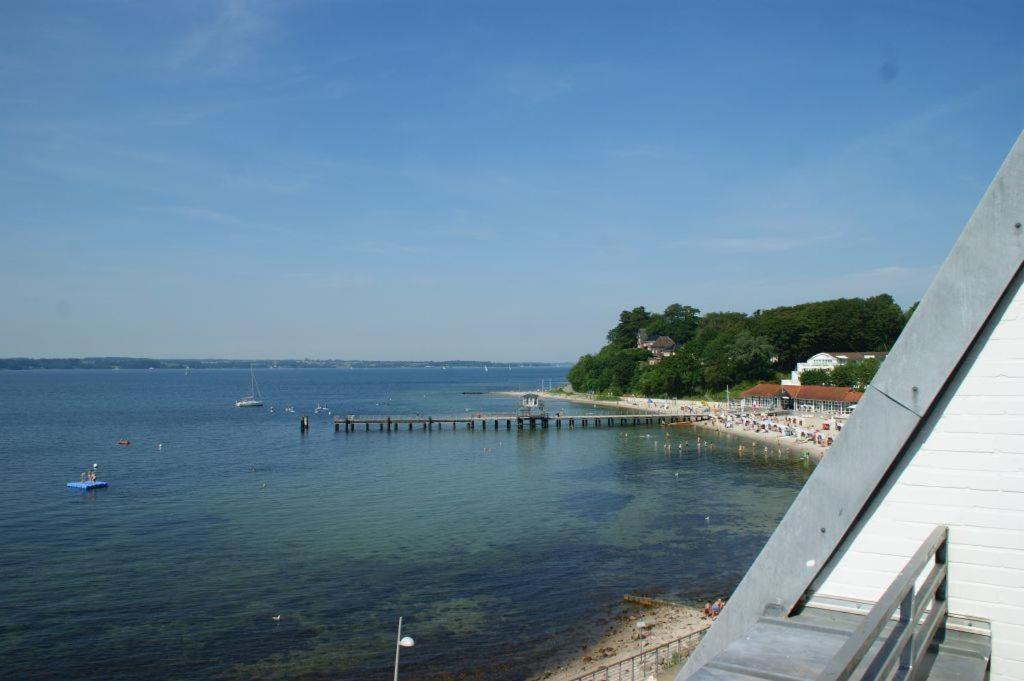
[235,367,264,408]
[117,439,130,446]
[285,406,295,413]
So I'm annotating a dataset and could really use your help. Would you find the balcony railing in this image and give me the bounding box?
[818,525,949,680]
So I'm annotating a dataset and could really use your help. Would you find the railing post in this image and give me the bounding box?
[899,586,914,673]
[936,537,948,602]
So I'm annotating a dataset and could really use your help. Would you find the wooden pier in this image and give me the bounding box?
[332,413,711,432]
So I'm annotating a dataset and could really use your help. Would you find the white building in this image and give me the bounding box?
[782,351,889,386]
[681,131,1024,681]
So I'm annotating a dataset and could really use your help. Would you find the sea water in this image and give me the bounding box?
[0,368,809,679]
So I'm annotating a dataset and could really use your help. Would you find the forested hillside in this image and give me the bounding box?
[567,295,911,397]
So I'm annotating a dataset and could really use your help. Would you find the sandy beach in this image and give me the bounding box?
[531,601,710,681]
[497,390,831,461]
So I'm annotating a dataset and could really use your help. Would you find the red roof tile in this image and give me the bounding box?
[739,383,863,403]
[740,383,786,397]
[787,385,863,403]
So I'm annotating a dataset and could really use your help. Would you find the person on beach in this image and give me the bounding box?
[703,602,713,618]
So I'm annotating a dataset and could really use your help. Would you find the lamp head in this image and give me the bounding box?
[399,636,415,648]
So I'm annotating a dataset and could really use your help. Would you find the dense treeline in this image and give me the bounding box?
[567,295,910,397]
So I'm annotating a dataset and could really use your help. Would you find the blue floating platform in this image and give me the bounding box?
[67,481,108,490]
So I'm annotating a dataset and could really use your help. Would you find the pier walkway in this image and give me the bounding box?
[333,413,710,432]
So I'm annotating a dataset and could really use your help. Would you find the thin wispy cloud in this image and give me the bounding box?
[170,0,274,75]
[606,144,672,160]
[445,227,499,242]
[142,205,245,226]
[703,236,803,253]
[496,64,576,102]
[826,265,938,297]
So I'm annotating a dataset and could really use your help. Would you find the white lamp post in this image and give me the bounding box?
[393,617,415,681]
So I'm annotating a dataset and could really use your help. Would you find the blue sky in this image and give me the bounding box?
[1,1,1023,361]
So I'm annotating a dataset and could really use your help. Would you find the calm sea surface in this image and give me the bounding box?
[0,368,810,680]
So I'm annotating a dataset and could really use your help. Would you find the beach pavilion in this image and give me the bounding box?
[739,383,863,414]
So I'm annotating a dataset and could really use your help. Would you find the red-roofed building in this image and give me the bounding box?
[739,383,863,414]
[636,329,678,364]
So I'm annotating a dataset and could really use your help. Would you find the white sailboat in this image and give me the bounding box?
[235,367,264,408]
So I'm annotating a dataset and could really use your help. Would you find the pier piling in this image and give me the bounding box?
[331,411,705,435]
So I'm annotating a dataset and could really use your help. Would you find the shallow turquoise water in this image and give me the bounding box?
[0,368,810,679]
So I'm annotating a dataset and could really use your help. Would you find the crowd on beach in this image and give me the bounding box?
[712,412,841,448]
[522,391,844,460]
[616,395,844,451]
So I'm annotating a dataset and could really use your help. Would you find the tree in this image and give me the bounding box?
[646,304,701,344]
[830,358,880,391]
[569,294,905,398]
[727,331,776,382]
[799,368,832,386]
[607,307,654,349]
[798,359,880,391]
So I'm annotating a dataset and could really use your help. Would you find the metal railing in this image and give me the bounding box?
[568,626,709,681]
[819,525,949,680]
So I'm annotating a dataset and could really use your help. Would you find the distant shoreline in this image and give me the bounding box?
[0,359,570,371]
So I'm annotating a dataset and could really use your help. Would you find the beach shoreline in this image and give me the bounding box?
[530,601,710,681]
[495,390,830,461]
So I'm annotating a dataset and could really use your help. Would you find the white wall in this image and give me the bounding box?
[815,286,1024,681]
